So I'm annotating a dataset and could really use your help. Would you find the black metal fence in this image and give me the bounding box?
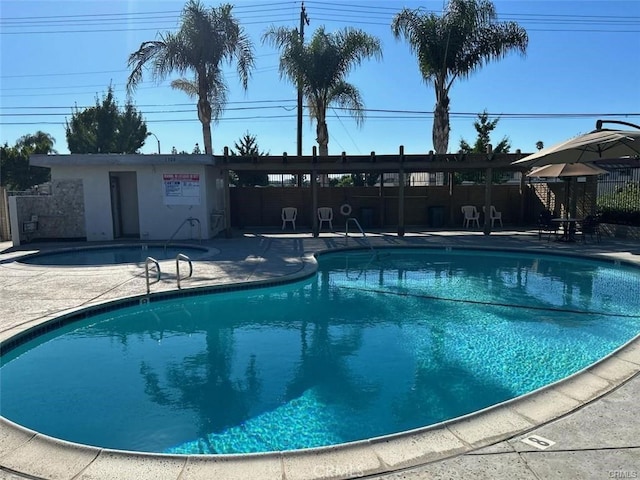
[597,168,640,225]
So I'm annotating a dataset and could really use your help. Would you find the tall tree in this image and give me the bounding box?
[229,132,269,186]
[263,26,382,156]
[231,132,267,157]
[350,172,380,187]
[459,110,510,154]
[391,0,528,154]
[65,87,147,153]
[0,131,55,190]
[127,1,255,155]
[456,111,510,183]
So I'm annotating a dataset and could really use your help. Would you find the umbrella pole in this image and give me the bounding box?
[563,178,570,218]
[571,179,576,217]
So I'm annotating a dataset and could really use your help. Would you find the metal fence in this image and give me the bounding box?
[6,183,52,196]
[597,168,640,210]
[597,168,640,225]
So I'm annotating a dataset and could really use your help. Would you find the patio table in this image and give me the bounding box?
[552,217,582,242]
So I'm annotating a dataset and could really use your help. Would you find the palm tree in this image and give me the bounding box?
[263,26,382,156]
[16,131,57,154]
[127,1,254,154]
[391,0,528,154]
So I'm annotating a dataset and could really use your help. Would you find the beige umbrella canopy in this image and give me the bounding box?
[526,162,607,178]
[513,122,640,168]
[526,162,607,218]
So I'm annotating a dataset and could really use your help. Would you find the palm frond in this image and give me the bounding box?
[126,41,167,92]
[329,81,365,126]
[170,78,198,97]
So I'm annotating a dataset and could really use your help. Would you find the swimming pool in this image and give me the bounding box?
[17,244,209,266]
[1,248,639,455]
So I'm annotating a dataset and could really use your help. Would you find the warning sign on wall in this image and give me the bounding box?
[163,173,201,205]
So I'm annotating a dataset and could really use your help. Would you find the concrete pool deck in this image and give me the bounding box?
[0,228,638,480]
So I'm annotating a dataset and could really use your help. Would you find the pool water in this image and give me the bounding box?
[18,245,207,266]
[1,249,639,454]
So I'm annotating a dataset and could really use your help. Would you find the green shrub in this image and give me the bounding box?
[597,182,640,226]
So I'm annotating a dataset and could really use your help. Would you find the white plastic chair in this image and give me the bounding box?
[461,205,480,228]
[281,207,297,230]
[317,207,334,231]
[483,205,503,228]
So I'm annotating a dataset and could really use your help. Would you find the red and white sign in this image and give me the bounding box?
[163,173,200,205]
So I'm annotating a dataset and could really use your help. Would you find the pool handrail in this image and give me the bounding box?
[144,256,161,294]
[345,217,374,252]
[175,253,193,289]
[164,217,201,250]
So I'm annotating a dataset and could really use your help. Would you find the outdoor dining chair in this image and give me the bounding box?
[483,205,503,228]
[537,209,558,241]
[317,207,334,231]
[461,205,480,228]
[281,207,297,230]
[579,215,601,243]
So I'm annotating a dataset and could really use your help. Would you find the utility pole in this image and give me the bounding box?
[297,2,309,161]
[295,3,309,187]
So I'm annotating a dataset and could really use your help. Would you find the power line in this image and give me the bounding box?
[1,99,296,109]
[0,53,279,80]
[309,14,639,32]
[1,1,637,35]
[2,110,638,126]
[305,1,640,20]
[0,17,297,36]
[0,9,295,26]
[0,106,297,117]
[0,69,124,79]
[0,2,295,21]
[331,107,361,154]
[5,19,636,36]
[0,66,280,93]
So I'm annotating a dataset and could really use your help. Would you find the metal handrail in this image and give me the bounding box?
[144,257,161,294]
[175,253,193,289]
[164,217,201,250]
[345,217,374,252]
[345,217,391,266]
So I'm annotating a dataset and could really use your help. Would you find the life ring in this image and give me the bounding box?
[340,203,352,217]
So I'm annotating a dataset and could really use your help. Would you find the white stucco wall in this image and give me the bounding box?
[137,165,210,241]
[205,166,225,236]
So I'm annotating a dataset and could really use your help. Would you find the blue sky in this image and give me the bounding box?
[1,0,639,156]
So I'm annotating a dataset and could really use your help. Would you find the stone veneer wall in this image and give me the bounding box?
[0,187,10,241]
[15,179,85,242]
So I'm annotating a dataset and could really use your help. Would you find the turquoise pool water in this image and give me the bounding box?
[1,248,639,454]
[18,245,207,266]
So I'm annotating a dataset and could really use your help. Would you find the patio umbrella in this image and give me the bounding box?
[513,128,640,168]
[527,162,607,218]
[526,162,607,178]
